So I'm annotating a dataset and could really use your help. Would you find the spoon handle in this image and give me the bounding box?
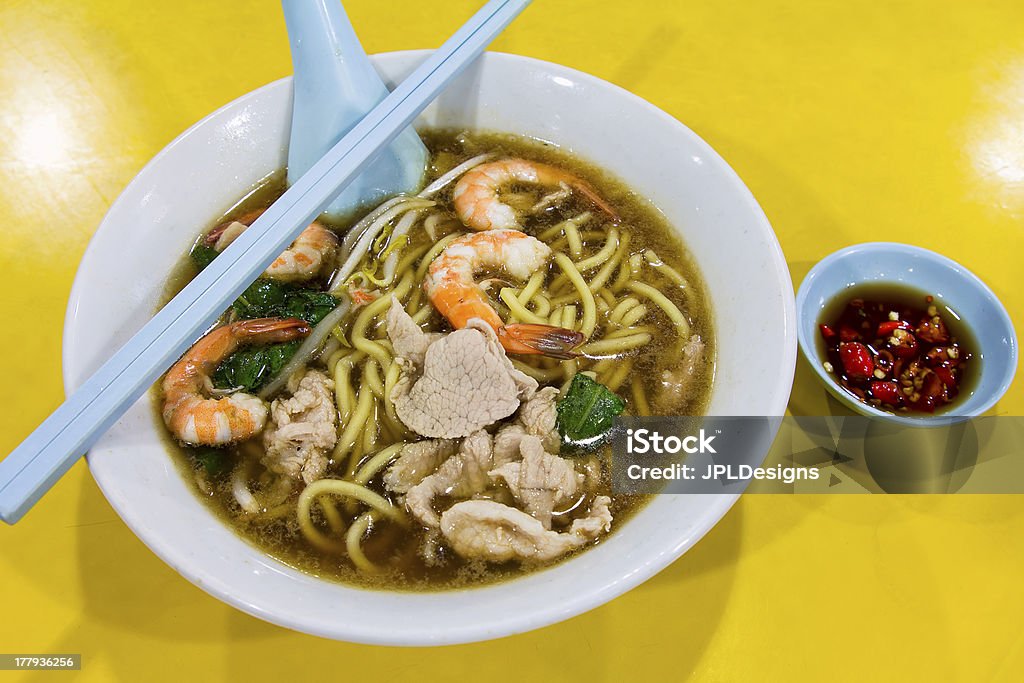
[0,0,532,524]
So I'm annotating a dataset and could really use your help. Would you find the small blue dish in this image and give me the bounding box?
[796,243,1017,425]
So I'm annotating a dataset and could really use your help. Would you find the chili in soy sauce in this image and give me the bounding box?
[818,286,974,414]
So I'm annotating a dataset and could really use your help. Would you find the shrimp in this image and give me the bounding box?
[423,229,584,358]
[452,158,619,231]
[205,209,339,282]
[162,317,312,445]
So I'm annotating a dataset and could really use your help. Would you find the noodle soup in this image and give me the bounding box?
[156,129,714,590]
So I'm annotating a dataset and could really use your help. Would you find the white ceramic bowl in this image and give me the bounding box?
[64,51,796,645]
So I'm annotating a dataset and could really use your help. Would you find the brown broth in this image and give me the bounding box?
[154,129,716,591]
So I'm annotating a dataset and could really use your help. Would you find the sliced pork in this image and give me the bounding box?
[387,300,537,438]
[405,430,495,527]
[261,369,337,484]
[489,435,582,528]
[440,496,613,563]
[383,438,458,493]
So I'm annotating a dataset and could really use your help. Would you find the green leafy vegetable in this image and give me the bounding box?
[232,279,337,325]
[190,447,229,476]
[555,373,626,453]
[190,243,219,270]
[280,288,339,326]
[208,281,335,393]
[211,340,300,392]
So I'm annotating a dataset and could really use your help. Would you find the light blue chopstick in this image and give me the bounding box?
[0,0,533,524]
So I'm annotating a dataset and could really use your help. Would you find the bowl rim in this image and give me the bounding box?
[795,241,1018,425]
[63,50,797,644]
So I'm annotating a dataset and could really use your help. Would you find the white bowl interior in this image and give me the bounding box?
[63,51,796,645]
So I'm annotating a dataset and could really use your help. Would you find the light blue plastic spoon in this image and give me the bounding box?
[283,0,428,219]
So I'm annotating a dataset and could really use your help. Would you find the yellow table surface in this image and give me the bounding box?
[2,1,1022,680]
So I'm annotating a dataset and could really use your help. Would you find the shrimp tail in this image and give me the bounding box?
[203,221,233,246]
[237,317,312,342]
[570,180,620,223]
[499,324,584,359]
[204,209,267,246]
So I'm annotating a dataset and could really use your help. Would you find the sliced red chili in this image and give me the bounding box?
[915,372,947,410]
[891,333,919,359]
[839,325,861,342]
[877,320,910,336]
[924,347,950,367]
[933,366,956,388]
[870,381,902,406]
[839,342,874,380]
[916,316,949,344]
